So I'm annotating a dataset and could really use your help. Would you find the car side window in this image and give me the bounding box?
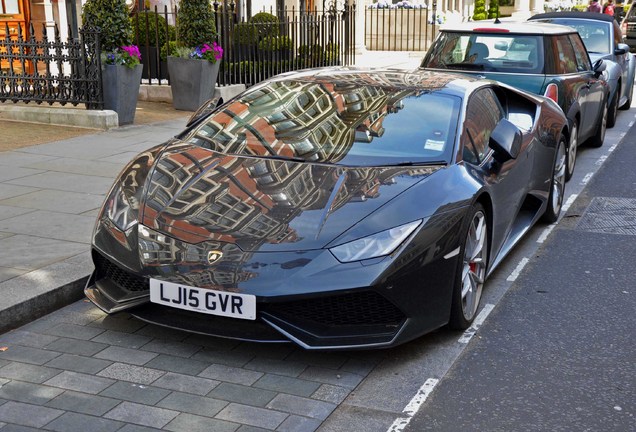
[569,34,592,72]
[462,88,504,165]
[553,35,579,74]
[613,21,622,47]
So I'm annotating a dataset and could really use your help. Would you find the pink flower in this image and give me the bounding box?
[121,45,141,61]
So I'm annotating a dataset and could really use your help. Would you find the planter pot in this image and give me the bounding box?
[102,64,143,126]
[168,56,221,111]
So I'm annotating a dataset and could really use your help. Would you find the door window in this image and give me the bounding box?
[553,35,579,74]
[569,34,592,72]
[1,0,20,14]
[462,88,504,165]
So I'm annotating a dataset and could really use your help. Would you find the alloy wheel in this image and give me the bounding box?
[551,139,567,216]
[461,211,488,322]
[566,121,578,181]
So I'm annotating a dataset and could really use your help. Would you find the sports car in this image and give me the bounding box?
[85,68,568,350]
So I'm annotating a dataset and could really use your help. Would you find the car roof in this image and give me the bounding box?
[438,20,577,35]
[529,11,617,23]
[269,67,484,96]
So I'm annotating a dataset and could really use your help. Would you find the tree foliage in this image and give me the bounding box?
[177,0,217,48]
[473,0,488,20]
[488,0,500,19]
[82,0,132,51]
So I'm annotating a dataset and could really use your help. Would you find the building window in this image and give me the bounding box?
[1,0,20,14]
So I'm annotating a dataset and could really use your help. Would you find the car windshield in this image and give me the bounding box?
[537,19,610,53]
[184,80,461,166]
[423,32,544,74]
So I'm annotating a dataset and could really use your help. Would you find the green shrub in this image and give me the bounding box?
[132,11,176,48]
[161,40,177,60]
[258,35,293,51]
[82,0,132,51]
[571,4,587,11]
[234,23,258,45]
[487,0,500,19]
[177,0,217,48]
[250,12,279,38]
[473,0,487,21]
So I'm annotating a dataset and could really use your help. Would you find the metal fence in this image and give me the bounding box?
[365,6,438,51]
[0,6,355,109]
[131,4,356,87]
[0,23,103,108]
[216,5,355,87]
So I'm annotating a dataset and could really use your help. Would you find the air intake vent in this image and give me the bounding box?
[95,253,149,293]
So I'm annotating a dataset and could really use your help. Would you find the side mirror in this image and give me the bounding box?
[186,97,224,127]
[615,43,630,55]
[489,118,522,163]
[593,58,606,76]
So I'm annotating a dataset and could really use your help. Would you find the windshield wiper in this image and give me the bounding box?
[390,160,447,167]
[445,63,486,71]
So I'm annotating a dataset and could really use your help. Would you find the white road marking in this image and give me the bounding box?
[387,378,439,432]
[581,173,594,185]
[458,303,495,344]
[537,223,556,244]
[629,120,635,127]
[562,193,578,213]
[595,155,608,166]
[507,257,529,282]
[608,144,618,153]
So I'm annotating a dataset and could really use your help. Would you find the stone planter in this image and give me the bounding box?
[168,56,221,111]
[102,64,143,126]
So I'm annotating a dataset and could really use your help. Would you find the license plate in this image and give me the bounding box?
[149,279,256,320]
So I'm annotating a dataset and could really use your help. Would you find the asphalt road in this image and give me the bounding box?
[403,118,636,430]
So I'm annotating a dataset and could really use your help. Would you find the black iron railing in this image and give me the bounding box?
[130,4,356,88]
[215,5,356,87]
[0,23,103,108]
[365,5,438,52]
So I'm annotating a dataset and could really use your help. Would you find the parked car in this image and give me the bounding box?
[529,11,635,127]
[621,2,636,51]
[84,68,568,350]
[420,21,609,181]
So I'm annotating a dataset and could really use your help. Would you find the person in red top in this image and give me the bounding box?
[603,0,615,16]
[588,0,602,12]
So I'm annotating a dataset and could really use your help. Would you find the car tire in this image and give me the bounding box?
[541,134,566,224]
[449,203,488,330]
[619,80,633,110]
[607,86,619,128]
[588,98,608,148]
[565,119,578,182]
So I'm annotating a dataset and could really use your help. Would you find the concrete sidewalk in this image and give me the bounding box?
[0,51,424,333]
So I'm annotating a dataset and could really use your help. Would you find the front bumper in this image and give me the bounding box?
[86,212,462,349]
[85,250,411,349]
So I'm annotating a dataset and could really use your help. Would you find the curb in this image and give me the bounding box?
[0,105,118,130]
[0,275,89,334]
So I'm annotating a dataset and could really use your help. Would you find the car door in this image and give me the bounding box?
[461,87,534,259]
[569,33,605,139]
[611,20,631,91]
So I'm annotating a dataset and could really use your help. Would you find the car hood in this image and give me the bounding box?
[138,142,443,252]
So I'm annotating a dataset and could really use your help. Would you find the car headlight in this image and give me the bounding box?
[103,183,139,232]
[329,220,422,263]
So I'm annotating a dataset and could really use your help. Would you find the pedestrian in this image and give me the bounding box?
[603,0,615,16]
[588,0,602,12]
